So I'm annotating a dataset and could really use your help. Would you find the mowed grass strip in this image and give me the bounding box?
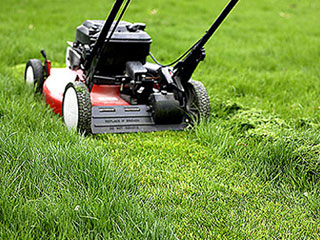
[1,0,320,239]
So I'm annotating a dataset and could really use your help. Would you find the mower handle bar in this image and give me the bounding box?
[194,0,239,51]
[171,0,239,86]
[85,0,239,88]
[87,0,239,69]
[85,0,126,69]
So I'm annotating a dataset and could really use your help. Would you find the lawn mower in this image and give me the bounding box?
[24,0,239,134]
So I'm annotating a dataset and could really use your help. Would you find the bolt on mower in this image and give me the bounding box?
[24,0,239,134]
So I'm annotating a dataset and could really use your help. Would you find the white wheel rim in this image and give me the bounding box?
[26,66,35,86]
[63,87,79,131]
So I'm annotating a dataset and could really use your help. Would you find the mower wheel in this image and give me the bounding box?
[62,81,92,134]
[24,59,44,92]
[185,80,210,122]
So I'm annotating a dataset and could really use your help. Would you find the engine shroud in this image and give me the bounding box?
[75,20,152,75]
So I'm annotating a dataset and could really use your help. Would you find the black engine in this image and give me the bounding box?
[67,20,152,76]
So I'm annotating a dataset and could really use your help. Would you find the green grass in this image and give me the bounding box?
[1,0,320,239]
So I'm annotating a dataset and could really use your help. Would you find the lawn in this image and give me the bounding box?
[0,0,319,239]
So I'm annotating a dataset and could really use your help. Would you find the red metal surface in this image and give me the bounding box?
[42,68,129,116]
[90,85,129,106]
[46,60,51,76]
[43,81,63,115]
[43,68,78,116]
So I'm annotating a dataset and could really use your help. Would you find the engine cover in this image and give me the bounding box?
[75,20,152,76]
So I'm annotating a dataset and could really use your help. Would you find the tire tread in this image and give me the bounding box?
[63,82,92,134]
[188,80,211,120]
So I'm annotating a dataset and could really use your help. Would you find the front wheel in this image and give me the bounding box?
[24,59,44,92]
[185,80,211,122]
[62,82,92,134]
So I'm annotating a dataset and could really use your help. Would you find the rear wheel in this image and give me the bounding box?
[185,80,210,122]
[24,59,44,92]
[62,82,92,134]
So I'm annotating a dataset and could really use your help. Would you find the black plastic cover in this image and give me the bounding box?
[91,105,186,134]
[75,20,152,76]
[76,20,152,45]
[149,92,184,124]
